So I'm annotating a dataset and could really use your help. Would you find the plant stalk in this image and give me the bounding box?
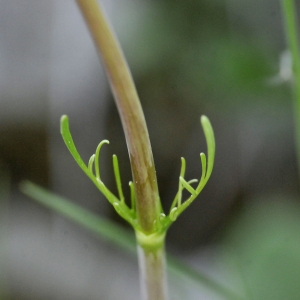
[75,1,167,299]
[138,245,168,300]
[281,0,300,177]
[75,0,160,234]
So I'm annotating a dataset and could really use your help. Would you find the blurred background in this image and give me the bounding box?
[1,0,300,299]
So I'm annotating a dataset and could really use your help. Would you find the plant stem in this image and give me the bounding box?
[281,0,300,177]
[75,1,167,299]
[138,246,168,300]
[75,0,160,234]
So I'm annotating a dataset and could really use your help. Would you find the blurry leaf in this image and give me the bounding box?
[21,181,244,300]
[20,181,135,252]
[225,196,300,300]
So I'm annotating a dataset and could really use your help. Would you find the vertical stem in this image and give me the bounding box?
[138,246,168,300]
[281,0,300,177]
[75,0,160,233]
[75,1,168,299]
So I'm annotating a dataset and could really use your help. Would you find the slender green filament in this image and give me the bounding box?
[113,154,125,203]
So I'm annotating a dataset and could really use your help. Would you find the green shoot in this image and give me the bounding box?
[60,115,135,227]
[164,115,216,228]
[60,114,215,233]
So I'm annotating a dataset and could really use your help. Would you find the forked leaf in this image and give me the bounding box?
[60,115,118,203]
[60,115,90,175]
[169,115,216,220]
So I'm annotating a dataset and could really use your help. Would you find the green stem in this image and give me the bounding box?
[281,0,300,177]
[75,0,160,234]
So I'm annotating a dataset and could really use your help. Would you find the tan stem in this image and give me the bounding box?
[137,245,168,300]
[75,0,160,233]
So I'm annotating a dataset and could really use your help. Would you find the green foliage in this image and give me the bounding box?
[167,116,215,224]
[60,115,215,236]
[61,115,136,227]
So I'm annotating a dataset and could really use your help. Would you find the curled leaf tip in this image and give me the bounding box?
[60,114,69,126]
[60,115,69,135]
[200,115,209,123]
[61,114,68,121]
[103,139,110,145]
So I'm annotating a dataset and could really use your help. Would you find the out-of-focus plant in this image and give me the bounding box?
[224,1,300,300]
[225,196,300,300]
[20,0,300,299]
